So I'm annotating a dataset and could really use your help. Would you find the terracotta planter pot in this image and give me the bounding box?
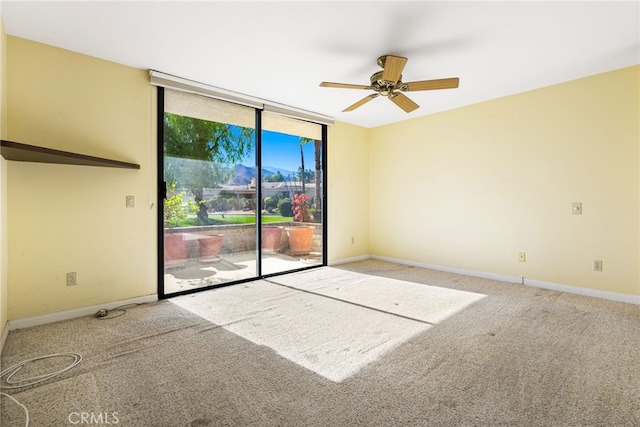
[164,234,188,267]
[262,226,284,252]
[285,226,314,255]
[198,234,224,262]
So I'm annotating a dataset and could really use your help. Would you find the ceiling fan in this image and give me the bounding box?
[320,55,459,113]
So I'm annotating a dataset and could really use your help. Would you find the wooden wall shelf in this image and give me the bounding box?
[0,140,140,169]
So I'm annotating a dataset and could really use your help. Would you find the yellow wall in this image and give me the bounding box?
[3,36,637,322]
[327,121,370,261]
[3,36,373,321]
[6,37,157,319]
[370,65,639,296]
[0,18,7,340]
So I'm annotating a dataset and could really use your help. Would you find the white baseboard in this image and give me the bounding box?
[371,255,522,284]
[370,255,640,305]
[0,322,8,355]
[7,294,159,332]
[4,255,637,335]
[523,278,639,305]
[328,254,371,266]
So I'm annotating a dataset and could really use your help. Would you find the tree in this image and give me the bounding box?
[299,137,313,193]
[264,170,285,182]
[297,167,314,183]
[298,137,322,219]
[313,139,322,219]
[164,113,254,221]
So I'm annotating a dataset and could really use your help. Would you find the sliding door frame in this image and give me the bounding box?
[156,86,328,299]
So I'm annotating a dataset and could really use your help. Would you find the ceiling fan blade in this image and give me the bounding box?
[404,77,460,91]
[390,92,419,113]
[381,55,407,84]
[320,82,370,90]
[343,94,379,112]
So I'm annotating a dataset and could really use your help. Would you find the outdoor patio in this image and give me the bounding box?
[164,250,322,294]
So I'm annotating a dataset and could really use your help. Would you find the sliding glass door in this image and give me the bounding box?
[158,88,326,297]
[161,88,258,295]
[260,112,324,275]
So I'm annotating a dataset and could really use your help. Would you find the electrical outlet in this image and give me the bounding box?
[593,260,603,272]
[572,202,582,215]
[518,252,526,262]
[67,272,78,286]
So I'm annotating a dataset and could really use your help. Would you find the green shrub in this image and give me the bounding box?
[164,183,197,230]
[264,194,282,211]
[277,198,292,217]
[241,197,254,211]
[209,195,233,212]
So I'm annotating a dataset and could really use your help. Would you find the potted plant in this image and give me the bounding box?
[198,233,224,262]
[163,184,191,267]
[285,193,314,255]
[262,226,284,252]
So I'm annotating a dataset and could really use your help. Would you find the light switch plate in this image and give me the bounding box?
[126,196,135,208]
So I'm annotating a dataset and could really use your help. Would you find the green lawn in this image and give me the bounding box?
[177,215,291,227]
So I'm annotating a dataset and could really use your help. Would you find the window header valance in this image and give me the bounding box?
[150,70,334,127]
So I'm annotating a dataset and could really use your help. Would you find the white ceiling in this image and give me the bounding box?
[2,1,639,128]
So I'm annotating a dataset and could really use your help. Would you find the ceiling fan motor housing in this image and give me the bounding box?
[370,71,406,96]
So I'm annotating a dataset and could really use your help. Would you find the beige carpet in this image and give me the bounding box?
[171,268,485,383]
[2,259,639,426]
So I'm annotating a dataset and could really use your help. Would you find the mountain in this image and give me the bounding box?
[262,166,297,178]
[228,164,296,185]
[228,164,260,185]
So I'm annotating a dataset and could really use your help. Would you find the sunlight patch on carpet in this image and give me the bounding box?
[170,267,485,382]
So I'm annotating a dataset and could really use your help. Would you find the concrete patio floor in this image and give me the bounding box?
[164,250,322,294]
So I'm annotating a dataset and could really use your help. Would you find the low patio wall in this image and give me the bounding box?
[165,222,322,256]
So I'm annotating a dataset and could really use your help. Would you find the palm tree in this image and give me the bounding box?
[313,139,322,218]
[298,137,323,219]
[299,137,313,193]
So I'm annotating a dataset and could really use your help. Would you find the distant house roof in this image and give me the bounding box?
[204,181,316,198]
